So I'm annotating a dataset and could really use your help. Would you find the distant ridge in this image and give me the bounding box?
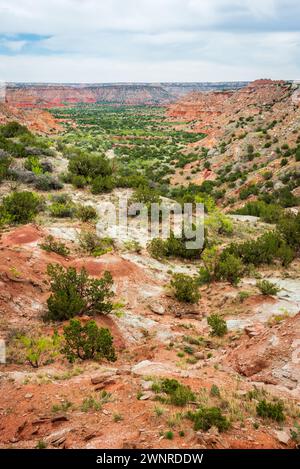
[5,82,250,107]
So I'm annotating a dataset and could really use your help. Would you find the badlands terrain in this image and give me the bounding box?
[0,79,300,449]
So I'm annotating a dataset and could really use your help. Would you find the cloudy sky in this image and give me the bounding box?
[0,0,299,82]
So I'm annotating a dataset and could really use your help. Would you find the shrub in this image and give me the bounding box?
[81,395,103,412]
[0,156,12,182]
[36,440,47,450]
[256,400,285,422]
[0,121,30,138]
[68,153,112,178]
[34,174,63,191]
[277,212,300,251]
[148,230,205,261]
[79,230,113,256]
[225,230,293,267]
[237,291,251,303]
[71,175,87,188]
[239,184,259,200]
[280,158,288,167]
[198,246,219,285]
[262,171,272,180]
[49,201,76,218]
[40,235,70,257]
[76,205,98,222]
[210,384,221,398]
[46,264,114,321]
[122,240,142,253]
[130,185,161,208]
[235,200,283,223]
[206,210,233,235]
[207,314,228,337]
[24,156,43,174]
[170,273,200,304]
[147,238,167,260]
[154,378,195,407]
[256,280,280,296]
[61,319,116,363]
[0,191,41,225]
[216,252,243,286]
[91,175,115,194]
[262,187,299,208]
[187,407,230,432]
[9,331,61,368]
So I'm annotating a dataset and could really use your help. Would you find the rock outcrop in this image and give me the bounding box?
[0,102,60,134]
[227,313,300,397]
[5,82,248,108]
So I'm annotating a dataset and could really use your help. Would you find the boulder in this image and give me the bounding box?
[274,429,291,445]
[149,302,165,315]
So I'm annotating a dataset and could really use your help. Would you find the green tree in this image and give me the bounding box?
[46,265,114,321]
[61,319,116,363]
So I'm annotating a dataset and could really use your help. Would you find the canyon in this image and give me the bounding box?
[5,82,249,108]
[0,79,300,450]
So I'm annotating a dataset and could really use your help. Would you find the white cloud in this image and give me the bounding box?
[0,0,299,81]
[0,52,299,83]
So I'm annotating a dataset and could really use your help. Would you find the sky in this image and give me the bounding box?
[0,0,299,83]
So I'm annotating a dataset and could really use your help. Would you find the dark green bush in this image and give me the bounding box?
[148,230,206,261]
[0,121,30,138]
[61,319,116,363]
[76,205,98,222]
[225,230,293,267]
[216,252,243,285]
[130,185,161,208]
[277,212,300,251]
[235,200,283,223]
[147,238,168,260]
[256,279,280,296]
[170,273,200,304]
[34,174,63,191]
[46,264,114,321]
[239,184,259,200]
[71,175,87,188]
[207,314,228,337]
[49,201,76,218]
[0,191,41,225]
[256,400,285,422]
[153,378,195,407]
[68,153,112,178]
[187,407,230,432]
[0,156,11,182]
[91,175,115,194]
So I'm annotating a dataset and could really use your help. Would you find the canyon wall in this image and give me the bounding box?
[5,82,249,108]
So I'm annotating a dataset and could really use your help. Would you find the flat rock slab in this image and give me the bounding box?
[131,360,180,377]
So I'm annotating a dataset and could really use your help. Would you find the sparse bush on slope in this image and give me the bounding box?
[61,319,116,363]
[0,191,42,225]
[46,264,114,321]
